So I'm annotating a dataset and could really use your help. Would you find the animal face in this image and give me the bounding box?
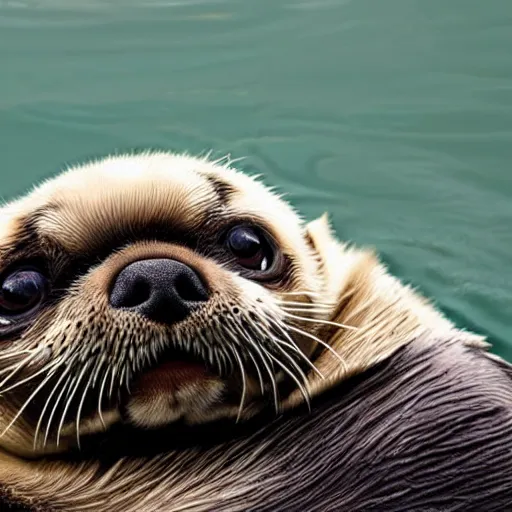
[0,152,347,456]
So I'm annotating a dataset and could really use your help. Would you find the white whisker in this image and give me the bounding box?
[109,362,120,399]
[33,359,72,450]
[244,311,323,383]
[0,348,38,361]
[97,366,111,431]
[286,324,348,374]
[271,343,312,395]
[56,362,90,446]
[247,351,265,396]
[247,336,280,414]
[75,364,95,450]
[279,291,323,298]
[118,366,127,400]
[43,369,75,448]
[0,350,40,387]
[232,319,281,414]
[283,312,358,331]
[265,350,311,411]
[273,336,325,380]
[0,357,63,395]
[276,300,334,308]
[91,355,107,389]
[1,367,59,439]
[281,307,333,314]
[263,315,325,380]
[232,348,247,423]
[231,318,274,401]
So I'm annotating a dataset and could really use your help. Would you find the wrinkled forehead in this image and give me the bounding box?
[0,153,305,258]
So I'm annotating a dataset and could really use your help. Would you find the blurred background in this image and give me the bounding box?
[1,0,511,359]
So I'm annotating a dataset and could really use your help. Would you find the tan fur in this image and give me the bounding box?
[0,151,488,510]
[0,152,325,457]
[284,215,486,407]
[0,444,278,512]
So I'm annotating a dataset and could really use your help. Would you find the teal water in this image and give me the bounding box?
[1,0,511,358]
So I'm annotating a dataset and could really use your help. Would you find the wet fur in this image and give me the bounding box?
[0,152,510,510]
[2,335,512,511]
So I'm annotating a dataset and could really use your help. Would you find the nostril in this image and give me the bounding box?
[110,275,152,309]
[174,272,208,303]
[125,278,152,308]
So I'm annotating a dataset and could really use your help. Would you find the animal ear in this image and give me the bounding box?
[305,213,353,302]
[305,213,337,261]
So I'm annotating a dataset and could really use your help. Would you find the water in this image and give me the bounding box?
[1,0,511,359]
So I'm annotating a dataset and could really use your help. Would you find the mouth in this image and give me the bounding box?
[131,349,217,401]
[121,343,230,429]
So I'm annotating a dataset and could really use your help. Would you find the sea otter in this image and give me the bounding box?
[0,152,511,511]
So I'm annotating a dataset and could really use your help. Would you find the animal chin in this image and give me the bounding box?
[124,348,226,429]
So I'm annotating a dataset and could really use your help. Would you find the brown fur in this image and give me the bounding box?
[0,152,493,510]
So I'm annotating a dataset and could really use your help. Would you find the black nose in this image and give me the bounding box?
[109,258,209,325]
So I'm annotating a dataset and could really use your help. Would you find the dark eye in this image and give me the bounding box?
[0,268,48,316]
[226,226,273,272]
